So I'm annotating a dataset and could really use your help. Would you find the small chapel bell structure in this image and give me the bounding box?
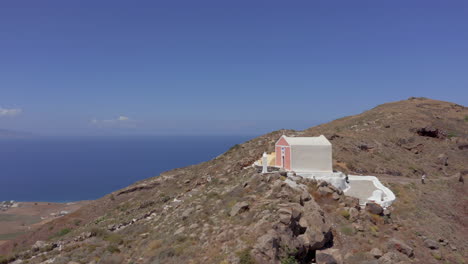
[262,152,268,173]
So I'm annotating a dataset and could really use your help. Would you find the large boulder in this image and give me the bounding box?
[32,240,47,252]
[416,126,446,138]
[348,207,359,221]
[181,207,194,220]
[366,202,384,215]
[387,238,414,257]
[316,253,338,264]
[252,199,332,264]
[230,201,249,217]
[251,230,279,263]
[370,248,383,259]
[318,248,342,264]
[318,186,334,196]
[378,252,405,264]
[424,239,439,250]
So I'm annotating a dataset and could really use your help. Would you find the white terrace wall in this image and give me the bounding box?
[348,175,396,208]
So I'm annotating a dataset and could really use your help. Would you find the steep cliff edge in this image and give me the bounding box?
[1,97,467,264]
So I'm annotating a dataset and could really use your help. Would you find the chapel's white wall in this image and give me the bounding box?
[290,145,332,172]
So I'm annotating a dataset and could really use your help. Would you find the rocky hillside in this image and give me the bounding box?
[1,97,467,264]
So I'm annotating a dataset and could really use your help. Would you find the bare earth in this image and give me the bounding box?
[0,201,90,245]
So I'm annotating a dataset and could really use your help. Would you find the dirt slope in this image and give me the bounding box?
[1,97,467,264]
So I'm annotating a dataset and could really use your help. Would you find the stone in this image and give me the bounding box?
[387,238,414,257]
[174,226,185,235]
[370,248,383,259]
[32,240,47,251]
[431,250,443,260]
[366,202,384,215]
[253,200,332,264]
[424,239,439,250]
[318,181,329,187]
[318,186,334,196]
[319,248,343,264]
[332,192,340,200]
[352,223,364,232]
[378,252,402,264]
[181,207,195,220]
[383,209,391,217]
[344,196,360,209]
[230,201,250,217]
[436,154,448,166]
[316,253,338,264]
[348,207,359,221]
[416,126,446,138]
[279,213,291,224]
[362,261,378,264]
[300,190,312,202]
[252,230,280,263]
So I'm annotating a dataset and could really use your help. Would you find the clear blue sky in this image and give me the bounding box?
[1,0,467,136]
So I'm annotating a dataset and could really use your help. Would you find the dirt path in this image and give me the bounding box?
[377,174,462,184]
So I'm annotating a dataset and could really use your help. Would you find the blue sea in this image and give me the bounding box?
[0,136,253,202]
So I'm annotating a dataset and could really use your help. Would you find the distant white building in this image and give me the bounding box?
[275,135,333,173]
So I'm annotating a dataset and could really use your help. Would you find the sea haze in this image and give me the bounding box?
[0,135,253,202]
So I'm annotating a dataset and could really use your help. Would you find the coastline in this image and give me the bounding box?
[0,200,91,244]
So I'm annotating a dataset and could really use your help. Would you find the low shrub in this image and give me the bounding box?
[148,239,163,249]
[139,200,155,209]
[106,245,120,254]
[281,256,298,264]
[369,225,379,237]
[104,233,123,245]
[431,251,442,260]
[51,228,71,238]
[227,144,241,153]
[158,247,176,259]
[447,132,457,138]
[160,194,171,203]
[281,256,299,264]
[340,210,350,220]
[90,227,123,245]
[341,225,355,236]
[369,214,383,225]
[237,248,256,264]
[94,216,106,224]
[90,227,107,237]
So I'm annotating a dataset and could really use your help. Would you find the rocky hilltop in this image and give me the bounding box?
[1,97,467,264]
